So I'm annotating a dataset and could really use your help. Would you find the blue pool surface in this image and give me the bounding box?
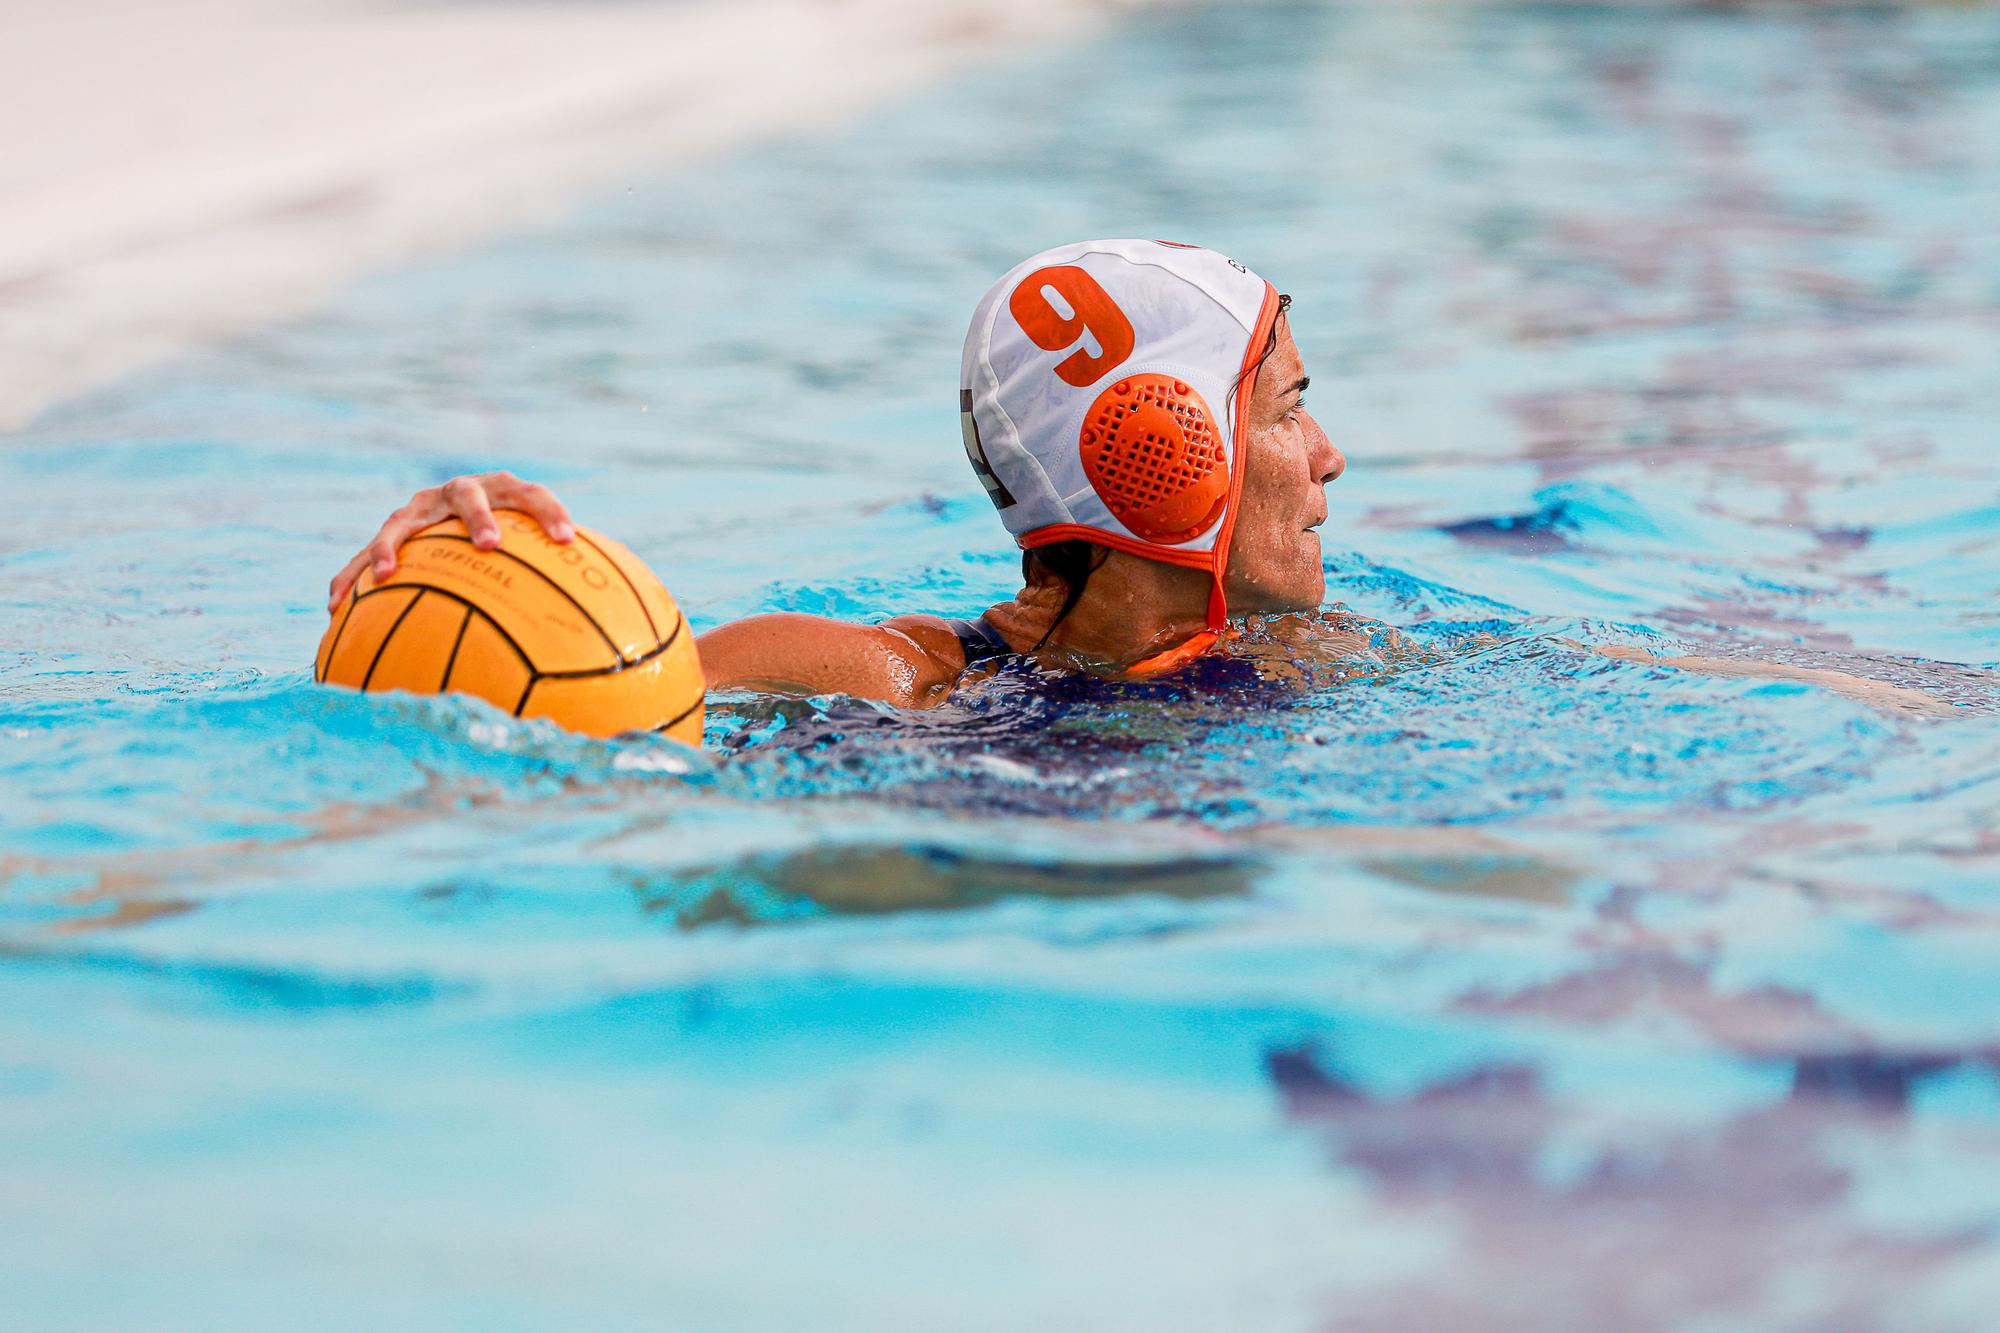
[6,2,2000,1328]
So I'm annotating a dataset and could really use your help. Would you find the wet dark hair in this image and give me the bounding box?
[1022,540,1109,649]
[1024,294,1294,647]
[1235,292,1293,394]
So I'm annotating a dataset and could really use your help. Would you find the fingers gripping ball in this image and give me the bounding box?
[1079,374,1228,545]
[315,512,705,747]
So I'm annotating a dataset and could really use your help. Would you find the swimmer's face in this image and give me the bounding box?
[1223,314,1345,613]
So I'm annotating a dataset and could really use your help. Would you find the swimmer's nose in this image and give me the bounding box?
[1307,412,1344,484]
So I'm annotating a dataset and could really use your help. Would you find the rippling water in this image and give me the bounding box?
[6,2,2000,1328]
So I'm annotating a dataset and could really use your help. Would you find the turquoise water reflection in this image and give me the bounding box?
[6,2,2000,1327]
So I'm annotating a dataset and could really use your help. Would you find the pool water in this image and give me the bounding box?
[7,2,2000,1327]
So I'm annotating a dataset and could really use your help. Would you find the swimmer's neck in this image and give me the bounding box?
[982,549,1213,666]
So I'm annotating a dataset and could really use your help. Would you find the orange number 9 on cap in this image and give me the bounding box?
[1008,265,1136,388]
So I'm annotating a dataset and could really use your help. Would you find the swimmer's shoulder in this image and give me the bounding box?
[880,613,1009,704]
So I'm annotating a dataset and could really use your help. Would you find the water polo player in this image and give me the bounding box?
[331,239,1345,703]
[328,238,1951,718]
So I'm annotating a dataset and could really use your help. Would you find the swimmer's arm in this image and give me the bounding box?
[334,477,972,707]
[1593,643,1956,718]
[696,614,967,708]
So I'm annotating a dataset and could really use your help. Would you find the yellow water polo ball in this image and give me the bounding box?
[315,511,705,747]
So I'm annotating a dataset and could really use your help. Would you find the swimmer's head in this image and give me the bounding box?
[960,239,1341,629]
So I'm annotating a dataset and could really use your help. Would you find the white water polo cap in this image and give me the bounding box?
[959,239,1282,633]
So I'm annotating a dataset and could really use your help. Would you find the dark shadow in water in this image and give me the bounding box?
[1265,1038,2000,1331]
[631,842,1259,928]
[622,816,1584,929]
[0,941,455,1012]
[1438,498,1581,553]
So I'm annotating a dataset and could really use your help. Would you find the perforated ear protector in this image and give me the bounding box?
[1080,374,1227,545]
[959,239,1282,638]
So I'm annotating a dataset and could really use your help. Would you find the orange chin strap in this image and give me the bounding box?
[1121,281,1282,679]
[1120,627,1235,679]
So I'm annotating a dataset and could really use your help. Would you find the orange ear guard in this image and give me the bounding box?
[1073,373,1236,680]
[1079,374,1229,546]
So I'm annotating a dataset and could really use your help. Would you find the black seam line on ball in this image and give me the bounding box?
[574,530,659,642]
[515,675,538,718]
[399,534,622,661]
[351,583,535,675]
[319,591,362,683]
[534,613,685,681]
[360,589,426,691]
[439,605,473,692]
[652,694,703,734]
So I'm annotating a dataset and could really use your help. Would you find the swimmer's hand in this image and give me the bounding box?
[327,471,575,611]
[1591,642,1957,719]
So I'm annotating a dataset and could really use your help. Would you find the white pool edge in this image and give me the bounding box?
[0,0,1159,431]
